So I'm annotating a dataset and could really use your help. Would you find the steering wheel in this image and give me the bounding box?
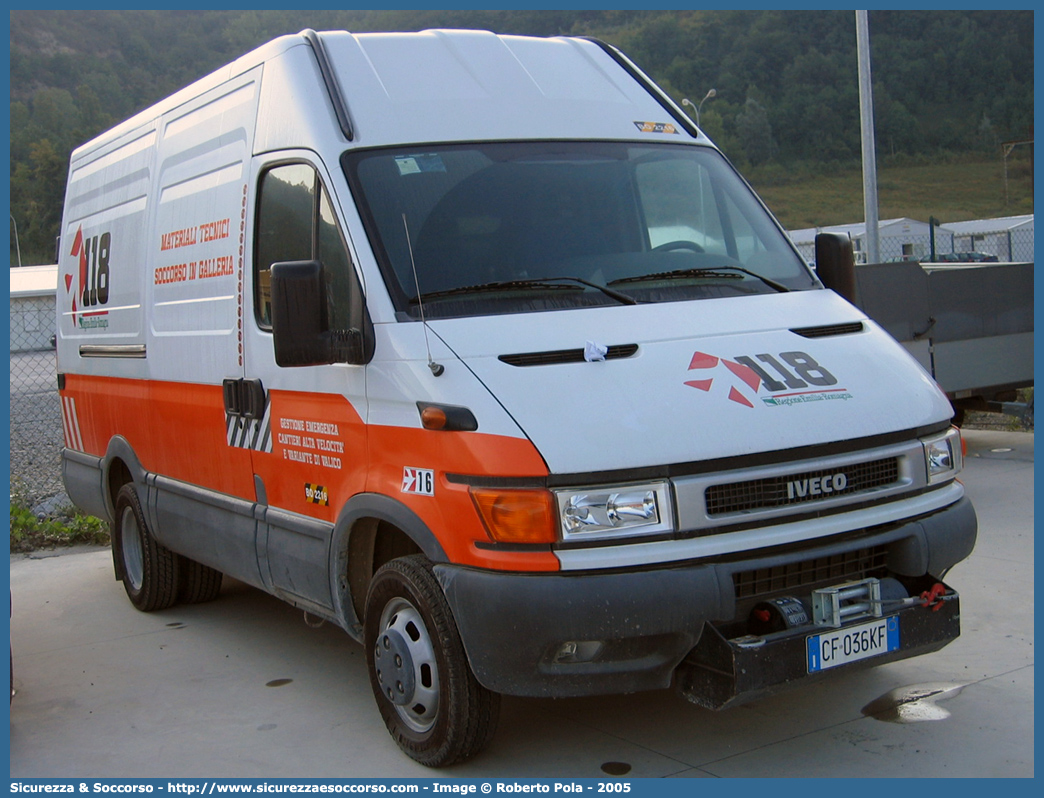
[653,240,705,253]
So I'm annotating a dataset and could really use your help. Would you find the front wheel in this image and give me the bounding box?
[364,555,499,767]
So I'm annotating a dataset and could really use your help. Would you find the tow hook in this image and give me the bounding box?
[919,583,953,611]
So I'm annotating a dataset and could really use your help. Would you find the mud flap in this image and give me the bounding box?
[674,585,961,710]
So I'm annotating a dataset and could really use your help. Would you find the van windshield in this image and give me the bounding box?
[342,142,816,319]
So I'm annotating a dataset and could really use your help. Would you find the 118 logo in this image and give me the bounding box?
[70,227,111,310]
[686,350,842,408]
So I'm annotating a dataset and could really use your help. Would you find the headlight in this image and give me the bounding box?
[922,427,963,485]
[555,482,674,542]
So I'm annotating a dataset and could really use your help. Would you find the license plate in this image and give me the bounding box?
[807,616,900,673]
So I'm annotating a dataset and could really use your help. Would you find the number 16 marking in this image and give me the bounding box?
[402,467,435,496]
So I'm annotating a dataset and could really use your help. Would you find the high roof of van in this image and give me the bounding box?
[71,30,708,161]
[319,29,702,147]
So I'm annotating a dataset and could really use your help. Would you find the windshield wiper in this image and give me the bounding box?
[412,276,637,305]
[609,266,790,293]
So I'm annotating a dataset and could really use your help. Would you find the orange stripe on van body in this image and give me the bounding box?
[61,374,255,498]
[62,377,559,571]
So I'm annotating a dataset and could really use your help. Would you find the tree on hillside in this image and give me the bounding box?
[735,97,778,166]
[8,9,1034,264]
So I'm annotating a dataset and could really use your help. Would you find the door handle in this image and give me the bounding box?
[223,378,266,418]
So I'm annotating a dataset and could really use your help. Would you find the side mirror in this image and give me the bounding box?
[270,260,367,367]
[815,233,857,304]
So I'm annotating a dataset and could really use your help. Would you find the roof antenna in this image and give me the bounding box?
[402,213,444,377]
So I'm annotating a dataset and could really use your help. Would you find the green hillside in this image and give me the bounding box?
[750,156,1034,232]
[9,9,1034,264]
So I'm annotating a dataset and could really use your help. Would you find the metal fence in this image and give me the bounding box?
[9,303,63,508]
[944,227,1035,263]
[793,227,1034,265]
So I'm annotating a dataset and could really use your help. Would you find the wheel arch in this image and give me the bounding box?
[330,493,449,637]
[90,437,148,583]
[101,436,148,522]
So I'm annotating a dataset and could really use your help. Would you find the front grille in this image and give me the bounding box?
[705,457,900,516]
[733,545,889,600]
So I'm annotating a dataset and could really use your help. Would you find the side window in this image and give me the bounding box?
[255,164,315,327]
[254,163,354,329]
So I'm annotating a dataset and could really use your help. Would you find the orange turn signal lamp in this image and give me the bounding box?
[417,402,478,432]
[469,487,557,544]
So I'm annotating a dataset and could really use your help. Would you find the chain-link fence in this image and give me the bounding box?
[856,227,1035,264]
[945,227,1035,263]
[872,227,1035,265]
[793,223,1034,265]
[10,298,63,508]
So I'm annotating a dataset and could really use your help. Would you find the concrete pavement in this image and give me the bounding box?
[8,429,1034,778]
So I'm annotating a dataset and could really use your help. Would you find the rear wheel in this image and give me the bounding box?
[364,555,499,767]
[177,556,223,604]
[114,484,179,612]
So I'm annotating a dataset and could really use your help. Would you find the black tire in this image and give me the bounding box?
[113,484,179,612]
[177,556,223,604]
[364,555,499,767]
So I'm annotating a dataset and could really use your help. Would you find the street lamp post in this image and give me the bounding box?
[10,213,22,268]
[855,11,880,265]
[682,88,717,128]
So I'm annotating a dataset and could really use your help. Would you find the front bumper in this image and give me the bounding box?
[675,579,960,710]
[435,495,976,699]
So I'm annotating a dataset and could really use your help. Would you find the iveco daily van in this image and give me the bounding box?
[57,29,977,766]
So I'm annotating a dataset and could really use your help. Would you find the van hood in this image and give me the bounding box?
[432,291,952,476]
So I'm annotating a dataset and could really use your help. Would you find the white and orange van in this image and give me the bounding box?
[57,30,976,766]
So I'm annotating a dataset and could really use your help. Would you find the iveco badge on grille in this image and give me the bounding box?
[787,472,849,500]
